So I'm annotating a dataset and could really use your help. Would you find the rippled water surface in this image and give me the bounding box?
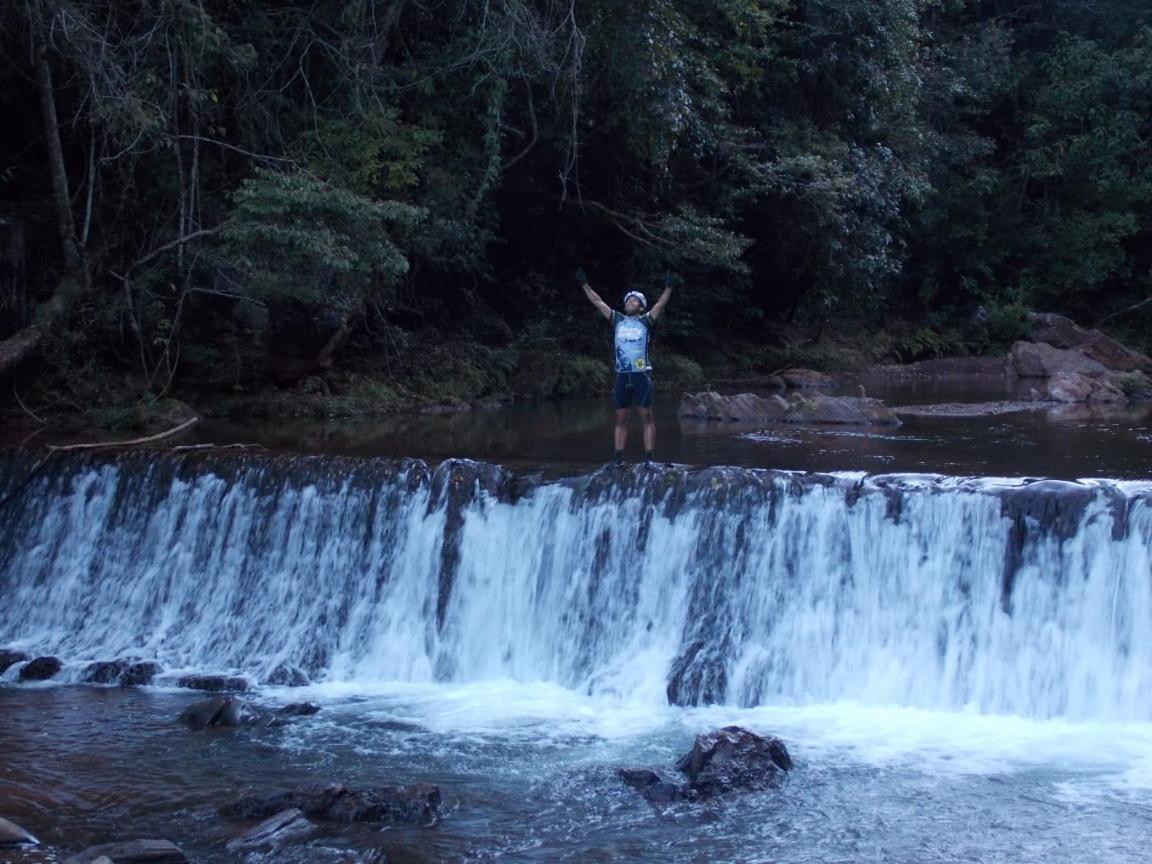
[3,684,1152,864]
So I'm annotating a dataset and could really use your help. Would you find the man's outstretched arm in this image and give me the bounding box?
[648,275,674,321]
[578,269,613,321]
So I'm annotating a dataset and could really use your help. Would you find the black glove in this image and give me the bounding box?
[575,267,588,286]
[663,273,675,289]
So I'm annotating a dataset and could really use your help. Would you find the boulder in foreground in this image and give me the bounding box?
[621,726,792,804]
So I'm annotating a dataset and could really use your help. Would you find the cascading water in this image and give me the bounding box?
[1,450,1149,723]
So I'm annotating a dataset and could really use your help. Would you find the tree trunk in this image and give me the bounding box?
[0,11,88,375]
[0,219,27,339]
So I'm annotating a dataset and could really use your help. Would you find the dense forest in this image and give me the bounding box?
[1,0,1151,420]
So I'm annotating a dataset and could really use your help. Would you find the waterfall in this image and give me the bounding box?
[1,451,1149,722]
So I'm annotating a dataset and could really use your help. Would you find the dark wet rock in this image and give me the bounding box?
[0,649,31,675]
[220,782,351,820]
[617,768,686,804]
[121,662,162,686]
[176,674,250,692]
[1009,341,1109,378]
[62,839,188,864]
[179,696,264,730]
[666,639,729,707]
[324,783,441,825]
[0,816,40,846]
[279,702,322,716]
[83,661,129,684]
[19,655,62,681]
[225,808,315,851]
[680,391,898,426]
[265,664,310,687]
[676,726,793,797]
[81,660,160,686]
[221,781,441,826]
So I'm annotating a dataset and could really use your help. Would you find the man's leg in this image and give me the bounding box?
[637,373,656,462]
[614,408,630,454]
[639,407,655,459]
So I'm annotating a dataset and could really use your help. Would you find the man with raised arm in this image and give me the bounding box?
[578,270,673,466]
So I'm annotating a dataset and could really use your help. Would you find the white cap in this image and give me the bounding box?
[623,291,647,309]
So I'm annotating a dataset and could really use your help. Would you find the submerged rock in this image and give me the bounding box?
[279,702,322,716]
[176,674,250,693]
[0,816,40,846]
[226,807,315,851]
[0,649,31,675]
[19,656,62,681]
[221,781,441,826]
[617,768,685,804]
[62,839,188,864]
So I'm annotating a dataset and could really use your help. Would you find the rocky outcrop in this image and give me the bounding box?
[1029,313,1152,373]
[1046,372,1128,403]
[220,781,441,827]
[621,726,793,804]
[226,808,315,851]
[18,656,62,681]
[680,391,899,426]
[62,839,188,864]
[176,674,250,692]
[0,816,39,846]
[1009,341,1109,378]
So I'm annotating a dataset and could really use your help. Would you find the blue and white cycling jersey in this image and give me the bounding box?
[612,311,653,373]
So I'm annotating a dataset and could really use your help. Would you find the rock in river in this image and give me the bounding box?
[18,656,62,681]
[676,725,793,796]
[0,649,31,675]
[62,839,188,864]
[226,808,315,851]
[175,674,250,692]
[221,781,441,826]
[621,726,793,803]
[178,696,264,730]
[0,816,40,846]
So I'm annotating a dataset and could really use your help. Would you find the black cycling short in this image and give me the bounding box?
[614,370,653,409]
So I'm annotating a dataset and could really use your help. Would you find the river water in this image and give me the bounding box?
[2,387,1152,863]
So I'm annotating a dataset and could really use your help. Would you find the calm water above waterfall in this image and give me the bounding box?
[2,441,1151,862]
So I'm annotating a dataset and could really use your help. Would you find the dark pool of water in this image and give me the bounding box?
[187,392,1152,480]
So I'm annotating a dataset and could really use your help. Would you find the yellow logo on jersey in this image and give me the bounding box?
[633,358,646,370]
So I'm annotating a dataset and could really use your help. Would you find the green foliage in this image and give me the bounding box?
[555,353,611,398]
[222,169,424,311]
